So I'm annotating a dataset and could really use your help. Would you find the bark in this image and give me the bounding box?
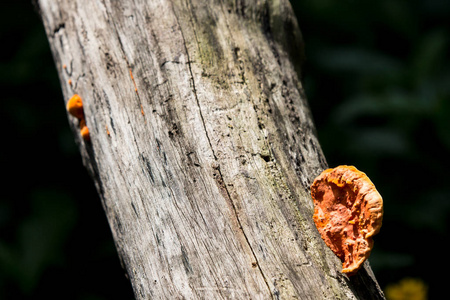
[38,0,385,299]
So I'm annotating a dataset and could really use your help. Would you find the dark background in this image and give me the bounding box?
[1,0,449,299]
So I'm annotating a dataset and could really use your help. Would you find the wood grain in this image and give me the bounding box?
[38,0,385,298]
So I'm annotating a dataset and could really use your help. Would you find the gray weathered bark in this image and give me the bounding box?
[38,0,385,299]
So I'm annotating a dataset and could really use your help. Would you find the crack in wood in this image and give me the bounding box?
[160,60,182,68]
[52,22,65,37]
[170,1,274,298]
[102,0,143,105]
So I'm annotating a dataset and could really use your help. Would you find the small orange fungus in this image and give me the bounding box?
[80,122,90,141]
[311,165,383,276]
[67,94,84,119]
[67,94,90,141]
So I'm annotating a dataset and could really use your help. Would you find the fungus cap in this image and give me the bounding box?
[67,94,84,119]
[311,165,383,275]
[79,119,90,141]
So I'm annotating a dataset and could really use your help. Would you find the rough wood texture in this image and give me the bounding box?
[38,0,385,299]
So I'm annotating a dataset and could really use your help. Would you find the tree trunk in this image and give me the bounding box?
[38,0,385,299]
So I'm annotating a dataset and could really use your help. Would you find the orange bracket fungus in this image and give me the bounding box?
[67,94,90,141]
[311,165,383,276]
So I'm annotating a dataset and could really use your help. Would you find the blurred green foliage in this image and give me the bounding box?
[292,0,450,298]
[0,1,134,299]
[1,0,449,299]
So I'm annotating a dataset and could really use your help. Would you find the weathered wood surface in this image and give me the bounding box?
[38,0,385,299]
